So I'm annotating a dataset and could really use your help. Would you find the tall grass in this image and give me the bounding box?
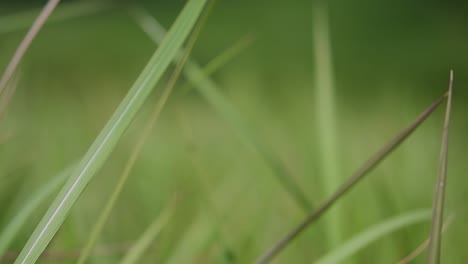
[0,2,460,263]
[13,0,208,263]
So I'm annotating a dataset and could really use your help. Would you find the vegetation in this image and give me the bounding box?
[0,0,464,263]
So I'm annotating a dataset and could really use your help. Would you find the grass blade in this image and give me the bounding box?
[426,70,454,264]
[120,198,177,264]
[77,2,213,262]
[398,213,455,264]
[178,33,255,94]
[13,1,208,263]
[0,165,74,258]
[312,1,342,248]
[0,1,110,35]
[315,210,432,264]
[254,94,447,264]
[0,0,61,96]
[130,7,313,212]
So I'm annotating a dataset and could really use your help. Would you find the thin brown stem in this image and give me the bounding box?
[0,0,61,96]
[254,94,447,264]
[426,70,454,264]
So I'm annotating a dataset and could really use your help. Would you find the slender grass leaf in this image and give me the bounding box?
[254,94,446,264]
[427,70,454,264]
[13,1,208,263]
[315,210,431,264]
[77,1,213,262]
[178,33,255,94]
[130,7,313,212]
[312,1,342,248]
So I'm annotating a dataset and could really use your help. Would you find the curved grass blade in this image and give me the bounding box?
[120,198,177,264]
[130,7,313,212]
[254,94,447,264]
[312,1,342,248]
[178,33,255,94]
[0,165,74,258]
[315,210,431,264]
[0,0,61,96]
[13,1,208,263]
[427,70,454,264]
[77,1,214,262]
[398,213,455,264]
[0,1,110,35]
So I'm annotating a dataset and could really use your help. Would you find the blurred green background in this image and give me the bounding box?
[0,0,467,263]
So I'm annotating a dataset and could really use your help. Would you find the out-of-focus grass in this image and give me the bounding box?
[0,1,467,263]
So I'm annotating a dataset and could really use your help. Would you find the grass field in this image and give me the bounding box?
[0,1,467,263]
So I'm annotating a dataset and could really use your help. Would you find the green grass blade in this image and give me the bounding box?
[0,0,60,99]
[254,94,446,264]
[13,1,208,263]
[0,165,74,258]
[427,70,454,264]
[178,33,255,94]
[315,210,431,264]
[77,2,213,262]
[120,199,176,264]
[0,1,110,35]
[312,1,342,248]
[130,7,313,212]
